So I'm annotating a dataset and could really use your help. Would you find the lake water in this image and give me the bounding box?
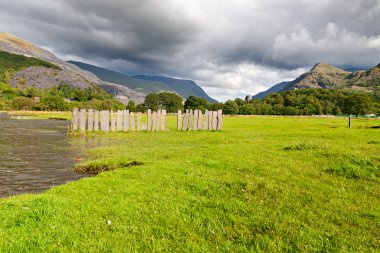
[0,113,87,197]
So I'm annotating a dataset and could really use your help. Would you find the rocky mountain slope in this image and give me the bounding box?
[254,63,380,98]
[0,32,144,104]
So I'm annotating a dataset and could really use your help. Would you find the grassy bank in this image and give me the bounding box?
[3,110,71,120]
[0,116,379,252]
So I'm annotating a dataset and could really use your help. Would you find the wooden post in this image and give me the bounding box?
[87,109,94,131]
[193,110,198,130]
[117,110,123,131]
[198,110,203,130]
[182,109,189,131]
[349,115,351,128]
[123,110,129,131]
[147,109,152,131]
[177,110,182,131]
[100,110,109,132]
[212,111,218,130]
[217,110,223,131]
[188,109,193,131]
[137,112,141,131]
[204,110,209,130]
[152,111,157,131]
[72,108,79,131]
[79,109,86,132]
[94,110,99,131]
[157,110,161,131]
[208,110,212,130]
[130,112,135,131]
[161,109,166,131]
[110,110,116,132]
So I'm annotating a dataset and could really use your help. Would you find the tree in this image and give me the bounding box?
[158,92,183,112]
[12,97,36,110]
[184,96,208,111]
[3,70,11,83]
[126,100,136,112]
[144,93,160,111]
[234,98,244,106]
[135,103,146,113]
[223,100,239,115]
[343,94,373,116]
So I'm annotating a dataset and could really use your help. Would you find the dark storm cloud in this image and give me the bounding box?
[0,0,379,100]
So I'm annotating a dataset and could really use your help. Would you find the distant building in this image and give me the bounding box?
[245,95,251,103]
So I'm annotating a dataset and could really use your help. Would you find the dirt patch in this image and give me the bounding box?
[75,161,144,174]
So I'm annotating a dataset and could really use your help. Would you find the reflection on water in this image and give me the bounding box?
[0,113,87,198]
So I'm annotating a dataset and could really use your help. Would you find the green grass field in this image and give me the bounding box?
[0,116,379,252]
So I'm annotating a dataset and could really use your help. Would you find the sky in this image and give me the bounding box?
[0,0,379,101]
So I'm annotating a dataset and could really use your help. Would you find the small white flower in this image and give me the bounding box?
[107,220,112,225]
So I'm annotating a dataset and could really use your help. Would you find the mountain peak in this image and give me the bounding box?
[311,63,348,73]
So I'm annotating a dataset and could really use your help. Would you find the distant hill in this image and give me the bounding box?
[253,81,291,99]
[255,63,380,99]
[69,61,217,102]
[133,75,217,102]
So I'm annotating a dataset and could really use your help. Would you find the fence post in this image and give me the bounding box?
[130,112,135,131]
[217,110,223,131]
[177,110,182,131]
[137,112,141,131]
[100,110,110,132]
[182,109,189,131]
[88,109,94,131]
[212,111,218,130]
[123,110,129,131]
[110,111,116,132]
[208,110,212,130]
[147,109,152,131]
[198,110,203,130]
[203,110,209,130]
[157,110,161,131]
[79,109,86,132]
[193,109,198,130]
[152,111,157,131]
[117,110,123,131]
[161,109,166,131]
[94,110,99,131]
[188,109,193,131]
[72,108,79,131]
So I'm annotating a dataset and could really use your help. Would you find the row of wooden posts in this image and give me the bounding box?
[71,108,222,132]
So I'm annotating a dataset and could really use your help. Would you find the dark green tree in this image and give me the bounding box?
[223,100,239,115]
[144,93,160,111]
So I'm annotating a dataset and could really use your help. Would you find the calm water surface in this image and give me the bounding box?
[0,113,87,197]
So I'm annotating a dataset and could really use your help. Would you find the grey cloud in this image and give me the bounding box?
[0,0,379,100]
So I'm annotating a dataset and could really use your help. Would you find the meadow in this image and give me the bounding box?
[0,115,379,252]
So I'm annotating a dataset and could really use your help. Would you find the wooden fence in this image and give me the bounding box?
[71,109,166,132]
[177,109,222,131]
[71,108,222,132]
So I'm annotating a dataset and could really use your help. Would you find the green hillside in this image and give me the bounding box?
[0,51,60,82]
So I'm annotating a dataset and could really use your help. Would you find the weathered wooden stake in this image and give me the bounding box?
[152,111,157,131]
[123,110,129,131]
[193,109,199,130]
[147,109,152,131]
[177,110,182,131]
[130,112,135,131]
[208,110,212,130]
[117,110,123,131]
[161,109,166,131]
[198,110,203,130]
[100,110,109,132]
[94,110,99,131]
[212,111,218,130]
[182,109,189,131]
[349,115,351,128]
[203,109,209,130]
[79,109,86,132]
[87,109,94,131]
[157,110,161,131]
[188,109,193,131]
[72,108,79,130]
[217,110,223,131]
[137,112,141,131]
[110,110,116,132]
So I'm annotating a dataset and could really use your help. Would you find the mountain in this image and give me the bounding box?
[69,61,217,102]
[255,63,380,99]
[0,32,145,104]
[133,75,217,102]
[253,81,291,99]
